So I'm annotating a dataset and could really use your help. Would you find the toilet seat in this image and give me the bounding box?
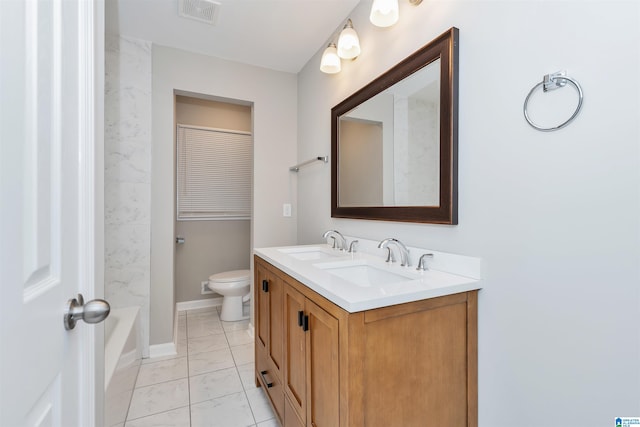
[208,270,250,285]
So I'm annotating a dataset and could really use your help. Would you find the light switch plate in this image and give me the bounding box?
[283,203,292,217]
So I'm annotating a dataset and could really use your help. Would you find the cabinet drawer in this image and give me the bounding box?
[256,346,284,423]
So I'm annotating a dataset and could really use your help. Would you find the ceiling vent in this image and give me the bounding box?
[178,0,221,26]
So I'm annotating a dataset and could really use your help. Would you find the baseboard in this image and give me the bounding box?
[176,297,223,312]
[148,342,177,359]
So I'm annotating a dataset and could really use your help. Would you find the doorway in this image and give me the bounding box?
[174,94,253,308]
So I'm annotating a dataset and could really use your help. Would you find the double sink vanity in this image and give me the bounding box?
[254,26,476,427]
[254,236,481,427]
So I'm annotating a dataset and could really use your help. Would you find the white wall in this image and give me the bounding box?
[151,46,298,345]
[297,1,640,425]
[104,35,152,356]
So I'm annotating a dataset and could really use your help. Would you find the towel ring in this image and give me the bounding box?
[523,71,583,132]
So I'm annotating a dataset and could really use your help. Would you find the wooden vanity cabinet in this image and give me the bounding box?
[254,260,285,422]
[254,255,478,427]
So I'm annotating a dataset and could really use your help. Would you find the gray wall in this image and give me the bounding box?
[174,96,251,303]
[338,119,383,206]
[297,1,640,426]
[174,220,250,302]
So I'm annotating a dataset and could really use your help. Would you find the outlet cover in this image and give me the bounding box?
[201,281,214,295]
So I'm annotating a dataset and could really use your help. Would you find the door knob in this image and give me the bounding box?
[64,293,110,330]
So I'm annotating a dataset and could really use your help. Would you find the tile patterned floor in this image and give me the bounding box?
[122,307,277,427]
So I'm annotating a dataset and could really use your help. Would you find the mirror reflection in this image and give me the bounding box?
[338,58,441,207]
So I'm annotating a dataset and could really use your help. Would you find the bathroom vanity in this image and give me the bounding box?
[254,243,480,427]
[255,27,469,426]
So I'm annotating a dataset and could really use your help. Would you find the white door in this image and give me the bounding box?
[0,0,104,425]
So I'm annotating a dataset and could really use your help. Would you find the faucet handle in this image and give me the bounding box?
[416,253,434,271]
[348,240,359,253]
[329,236,337,249]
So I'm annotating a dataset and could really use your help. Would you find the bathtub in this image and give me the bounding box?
[105,306,142,427]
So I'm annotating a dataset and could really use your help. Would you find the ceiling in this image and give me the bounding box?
[106,0,361,73]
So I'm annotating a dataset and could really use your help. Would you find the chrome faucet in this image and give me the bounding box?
[323,230,347,251]
[347,240,359,253]
[377,238,411,267]
[383,247,395,263]
[416,253,434,271]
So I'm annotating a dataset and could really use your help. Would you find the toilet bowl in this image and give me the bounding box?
[208,270,251,321]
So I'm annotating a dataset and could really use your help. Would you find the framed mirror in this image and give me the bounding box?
[331,27,458,224]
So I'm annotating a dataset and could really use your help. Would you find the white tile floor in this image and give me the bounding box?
[121,307,277,427]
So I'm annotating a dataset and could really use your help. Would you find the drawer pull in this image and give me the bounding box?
[303,315,309,332]
[260,370,273,388]
[298,310,304,327]
[262,279,269,292]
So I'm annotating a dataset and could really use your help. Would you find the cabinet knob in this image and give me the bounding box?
[262,279,269,292]
[302,314,309,332]
[298,310,304,327]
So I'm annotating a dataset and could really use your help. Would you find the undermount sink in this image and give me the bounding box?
[314,260,417,287]
[277,246,342,261]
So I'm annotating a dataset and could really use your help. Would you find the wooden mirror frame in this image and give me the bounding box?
[331,27,459,224]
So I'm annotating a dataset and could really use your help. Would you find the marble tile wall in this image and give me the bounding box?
[105,35,152,356]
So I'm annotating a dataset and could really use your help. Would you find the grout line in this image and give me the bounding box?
[216,309,259,426]
[225,320,262,426]
[218,320,258,426]
[219,313,256,425]
[124,405,190,423]
[137,355,188,371]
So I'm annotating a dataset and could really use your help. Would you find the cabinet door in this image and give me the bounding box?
[255,262,270,352]
[256,261,283,375]
[268,274,284,377]
[284,396,305,427]
[255,260,285,422]
[284,284,307,424]
[362,300,468,426]
[305,299,340,427]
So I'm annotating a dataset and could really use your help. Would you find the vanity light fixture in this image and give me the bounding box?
[320,42,341,74]
[370,0,399,27]
[370,0,423,27]
[337,19,361,60]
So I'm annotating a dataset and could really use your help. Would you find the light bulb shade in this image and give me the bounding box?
[337,21,361,59]
[320,43,341,74]
[370,0,399,27]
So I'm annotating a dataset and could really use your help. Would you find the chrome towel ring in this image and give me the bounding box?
[523,71,583,132]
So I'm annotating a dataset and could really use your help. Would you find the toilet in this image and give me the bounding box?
[207,270,251,321]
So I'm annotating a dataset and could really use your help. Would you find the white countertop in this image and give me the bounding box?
[254,243,482,313]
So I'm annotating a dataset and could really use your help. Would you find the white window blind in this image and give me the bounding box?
[177,124,252,220]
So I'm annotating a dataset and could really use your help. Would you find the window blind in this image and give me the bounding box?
[177,124,252,220]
